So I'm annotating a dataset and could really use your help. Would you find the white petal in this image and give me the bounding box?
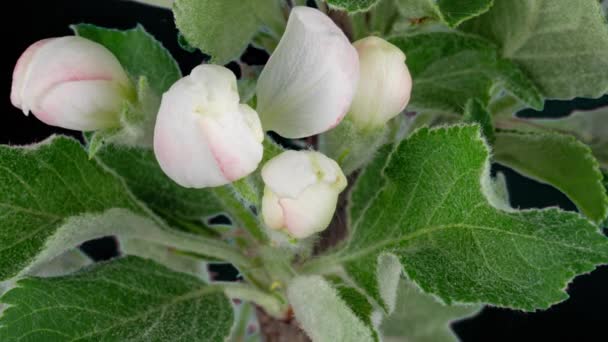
[10,38,55,112]
[256,6,359,138]
[262,150,318,198]
[262,187,285,231]
[11,36,131,130]
[36,80,125,131]
[349,36,412,128]
[280,183,341,239]
[154,64,264,188]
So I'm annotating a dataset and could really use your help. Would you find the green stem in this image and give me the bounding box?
[299,254,342,276]
[212,186,268,243]
[222,282,287,318]
[141,229,254,270]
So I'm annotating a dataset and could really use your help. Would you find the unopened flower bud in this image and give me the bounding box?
[348,36,412,129]
[261,151,347,239]
[11,36,133,131]
[154,64,264,188]
[256,6,359,139]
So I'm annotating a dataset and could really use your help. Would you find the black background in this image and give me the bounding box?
[2,1,608,341]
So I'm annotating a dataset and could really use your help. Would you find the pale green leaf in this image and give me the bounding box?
[381,278,481,342]
[288,276,376,342]
[173,0,285,64]
[395,0,494,27]
[0,257,233,341]
[495,107,608,171]
[464,0,608,99]
[389,32,543,114]
[493,131,608,223]
[311,125,608,311]
[327,0,381,12]
[72,24,181,95]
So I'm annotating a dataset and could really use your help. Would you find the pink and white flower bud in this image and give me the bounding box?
[256,6,359,139]
[261,151,347,239]
[11,36,133,131]
[154,64,264,188]
[349,36,412,129]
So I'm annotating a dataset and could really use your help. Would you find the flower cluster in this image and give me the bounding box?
[11,6,412,239]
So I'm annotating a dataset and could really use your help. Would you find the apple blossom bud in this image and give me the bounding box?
[11,36,134,131]
[153,64,264,188]
[256,6,359,139]
[261,151,347,239]
[348,36,412,129]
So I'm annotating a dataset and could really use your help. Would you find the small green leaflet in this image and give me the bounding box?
[287,276,376,342]
[395,0,494,27]
[381,278,481,342]
[494,131,608,223]
[72,24,181,95]
[326,0,380,12]
[324,125,608,311]
[0,257,233,341]
[173,0,285,64]
[464,0,608,99]
[389,32,543,115]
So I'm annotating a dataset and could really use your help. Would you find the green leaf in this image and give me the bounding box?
[174,0,285,64]
[0,257,233,341]
[72,24,181,95]
[493,131,608,223]
[389,32,543,114]
[93,144,224,223]
[463,0,608,99]
[495,107,608,171]
[287,276,376,342]
[0,137,251,281]
[395,0,494,27]
[381,278,481,342]
[463,99,495,142]
[326,276,380,341]
[311,125,608,311]
[0,137,140,280]
[327,0,380,12]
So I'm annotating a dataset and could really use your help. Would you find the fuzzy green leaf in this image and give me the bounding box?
[0,137,141,280]
[173,0,284,64]
[496,107,608,171]
[327,0,380,12]
[390,32,543,114]
[381,278,481,342]
[464,99,495,142]
[464,0,608,99]
[319,125,608,311]
[494,131,608,223]
[0,137,249,281]
[395,0,494,27]
[93,144,224,223]
[72,24,181,95]
[288,276,376,342]
[0,257,233,341]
